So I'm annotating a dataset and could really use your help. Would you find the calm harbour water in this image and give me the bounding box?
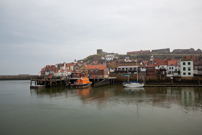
[0,80,202,135]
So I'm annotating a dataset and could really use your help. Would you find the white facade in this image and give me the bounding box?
[70,65,74,70]
[167,60,180,77]
[155,65,168,70]
[167,66,180,76]
[45,72,49,76]
[180,60,193,77]
[105,53,118,61]
[109,68,116,72]
[168,66,178,72]
[38,72,41,76]
[117,66,138,72]
[140,67,146,72]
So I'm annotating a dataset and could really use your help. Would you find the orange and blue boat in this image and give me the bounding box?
[74,76,92,88]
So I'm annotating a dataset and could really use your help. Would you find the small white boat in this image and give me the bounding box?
[30,85,46,89]
[123,81,144,88]
[123,59,144,88]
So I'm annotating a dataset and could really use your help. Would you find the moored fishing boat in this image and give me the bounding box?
[74,76,92,88]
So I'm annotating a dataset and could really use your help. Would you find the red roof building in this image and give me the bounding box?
[168,59,178,66]
[85,65,109,78]
[153,59,168,67]
[146,64,156,76]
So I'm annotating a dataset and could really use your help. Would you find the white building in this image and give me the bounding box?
[116,65,138,74]
[105,53,118,61]
[180,59,194,77]
[167,59,180,77]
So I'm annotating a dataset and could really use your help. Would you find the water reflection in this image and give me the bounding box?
[2,81,202,135]
[30,86,202,112]
[123,87,145,94]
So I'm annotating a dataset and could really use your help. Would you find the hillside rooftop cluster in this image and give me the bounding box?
[39,48,202,80]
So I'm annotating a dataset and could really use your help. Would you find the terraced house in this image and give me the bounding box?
[167,59,180,77]
[193,56,202,76]
[180,59,194,77]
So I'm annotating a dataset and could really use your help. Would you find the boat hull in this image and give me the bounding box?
[123,82,144,88]
[74,82,92,88]
[30,85,46,89]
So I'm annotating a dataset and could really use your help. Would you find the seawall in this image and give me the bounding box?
[0,75,39,80]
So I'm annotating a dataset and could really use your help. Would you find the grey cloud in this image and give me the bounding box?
[0,0,202,74]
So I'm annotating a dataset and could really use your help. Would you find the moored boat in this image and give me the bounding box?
[74,76,92,88]
[123,59,144,88]
[30,85,46,89]
[123,81,144,88]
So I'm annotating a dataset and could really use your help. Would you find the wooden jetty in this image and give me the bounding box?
[31,77,202,88]
[30,77,116,88]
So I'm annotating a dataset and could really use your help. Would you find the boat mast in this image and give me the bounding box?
[136,58,138,82]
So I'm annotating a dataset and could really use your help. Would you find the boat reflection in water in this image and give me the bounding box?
[123,87,145,94]
[78,87,91,98]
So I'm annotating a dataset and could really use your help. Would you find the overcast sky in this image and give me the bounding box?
[0,0,202,75]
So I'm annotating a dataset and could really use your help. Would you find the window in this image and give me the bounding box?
[172,67,174,70]
[188,62,190,65]
[188,67,191,71]
[154,61,156,64]
[183,73,186,75]
[183,62,185,65]
[90,69,94,72]
[183,67,186,71]
[195,61,199,65]
[195,66,198,69]
[95,68,98,71]
[169,67,171,70]
[171,64,174,66]
[188,72,191,75]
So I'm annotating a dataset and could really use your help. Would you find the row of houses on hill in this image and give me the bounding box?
[39,55,202,79]
[108,55,202,78]
[39,61,109,78]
